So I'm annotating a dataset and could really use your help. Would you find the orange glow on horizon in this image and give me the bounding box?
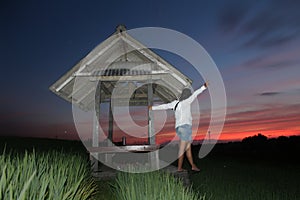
[155,129,300,144]
[15,104,299,144]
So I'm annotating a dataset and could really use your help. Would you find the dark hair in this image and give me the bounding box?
[179,88,192,101]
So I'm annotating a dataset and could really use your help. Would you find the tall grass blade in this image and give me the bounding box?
[17,170,36,200]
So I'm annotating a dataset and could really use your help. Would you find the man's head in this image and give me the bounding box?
[179,88,192,101]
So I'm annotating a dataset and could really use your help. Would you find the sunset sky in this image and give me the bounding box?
[1,0,300,143]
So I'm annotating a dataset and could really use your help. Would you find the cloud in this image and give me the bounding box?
[218,3,249,33]
[243,2,300,48]
[189,103,300,141]
[242,30,298,49]
[258,92,281,96]
[218,0,300,49]
[216,103,300,140]
[224,104,300,127]
[239,47,300,70]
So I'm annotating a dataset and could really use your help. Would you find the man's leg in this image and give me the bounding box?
[178,140,187,171]
[185,143,200,171]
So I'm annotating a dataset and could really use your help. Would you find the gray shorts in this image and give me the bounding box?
[176,124,192,142]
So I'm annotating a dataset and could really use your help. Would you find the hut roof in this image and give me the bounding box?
[49,25,192,110]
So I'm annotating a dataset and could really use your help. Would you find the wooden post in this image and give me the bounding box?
[148,82,159,170]
[91,82,101,172]
[108,100,113,141]
[105,99,113,165]
[148,83,154,144]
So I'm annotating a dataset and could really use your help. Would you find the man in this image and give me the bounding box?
[150,82,208,172]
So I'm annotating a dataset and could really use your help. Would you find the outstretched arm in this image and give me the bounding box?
[185,82,208,104]
[150,101,177,111]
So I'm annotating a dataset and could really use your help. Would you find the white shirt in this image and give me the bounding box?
[152,85,207,128]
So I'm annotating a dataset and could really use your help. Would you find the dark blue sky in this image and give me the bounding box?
[1,0,300,140]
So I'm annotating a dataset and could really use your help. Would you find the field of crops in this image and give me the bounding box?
[0,149,98,200]
[0,148,203,200]
[94,156,300,200]
[1,137,300,200]
[0,137,204,200]
[191,156,300,200]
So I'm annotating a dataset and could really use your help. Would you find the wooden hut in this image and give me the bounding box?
[50,25,192,172]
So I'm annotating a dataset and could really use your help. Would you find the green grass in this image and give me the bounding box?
[2,138,300,200]
[0,149,99,200]
[112,170,205,200]
[191,156,300,200]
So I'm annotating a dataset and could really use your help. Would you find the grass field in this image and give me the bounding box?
[0,147,98,199]
[191,156,300,200]
[94,156,300,200]
[1,136,300,200]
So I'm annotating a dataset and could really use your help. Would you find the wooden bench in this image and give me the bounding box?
[87,145,160,153]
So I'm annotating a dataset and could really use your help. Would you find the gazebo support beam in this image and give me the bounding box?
[91,82,101,172]
[104,99,114,165]
[148,82,159,170]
